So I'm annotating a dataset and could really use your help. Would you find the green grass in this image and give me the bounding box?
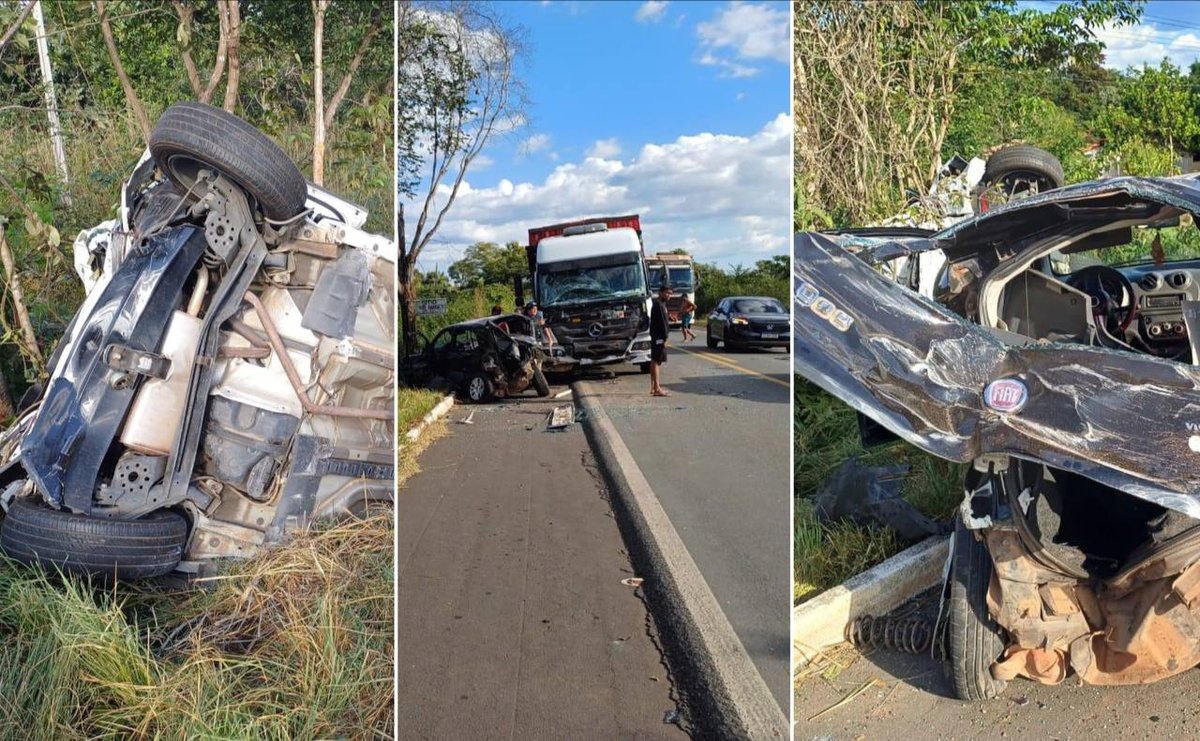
[0,512,393,739]
[794,377,963,603]
[398,387,444,434]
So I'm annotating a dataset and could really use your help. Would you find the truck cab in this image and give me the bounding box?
[645,252,697,326]
[526,215,653,372]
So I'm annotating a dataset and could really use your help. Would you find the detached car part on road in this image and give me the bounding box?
[0,102,394,580]
[795,174,1200,698]
[404,314,550,403]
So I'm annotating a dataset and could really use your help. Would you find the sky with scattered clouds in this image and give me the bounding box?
[1025,0,1200,70]
[406,0,790,272]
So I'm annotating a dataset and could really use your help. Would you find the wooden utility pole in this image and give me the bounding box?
[32,1,69,206]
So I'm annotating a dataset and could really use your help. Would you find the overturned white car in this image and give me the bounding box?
[0,102,394,579]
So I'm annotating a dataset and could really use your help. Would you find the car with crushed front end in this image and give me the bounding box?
[707,296,790,351]
[404,314,550,403]
[795,173,1200,700]
[0,101,394,581]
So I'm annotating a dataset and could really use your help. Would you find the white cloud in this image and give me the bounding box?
[517,133,552,157]
[472,154,495,170]
[407,114,791,269]
[695,2,788,77]
[587,137,622,159]
[1096,21,1200,70]
[635,1,669,23]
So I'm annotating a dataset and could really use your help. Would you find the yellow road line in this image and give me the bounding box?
[672,344,791,389]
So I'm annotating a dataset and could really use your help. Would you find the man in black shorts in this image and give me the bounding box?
[650,285,671,396]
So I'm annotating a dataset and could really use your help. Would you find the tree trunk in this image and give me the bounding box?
[96,0,152,142]
[221,0,241,112]
[398,205,419,354]
[0,228,43,369]
[0,0,35,57]
[171,0,203,97]
[200,1,230,104]
[323,8,384,130]
[311,0,329,185]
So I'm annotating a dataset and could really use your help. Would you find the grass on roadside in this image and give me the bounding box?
[0,511,394,740]
[794,377,963,603]
[398,387,444,435]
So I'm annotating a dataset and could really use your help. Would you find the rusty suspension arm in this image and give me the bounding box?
[241,292,392,420]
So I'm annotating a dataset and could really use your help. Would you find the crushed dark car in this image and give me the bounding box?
[0,102,394,580]
[795,174,1200,698]
[405,313,550,403]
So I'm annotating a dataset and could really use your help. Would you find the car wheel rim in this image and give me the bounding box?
[469,377,484,400]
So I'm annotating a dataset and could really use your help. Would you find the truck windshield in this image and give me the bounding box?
[668,266,694,290]
[647,264,666,289]
[538,260,647,307]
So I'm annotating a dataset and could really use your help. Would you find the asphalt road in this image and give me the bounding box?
[794,587,1200,740]
[581,325,792,710]
[398,395,687,740]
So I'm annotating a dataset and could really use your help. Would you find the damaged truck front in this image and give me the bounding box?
[525,215,653,373]
[795,175,1200,698]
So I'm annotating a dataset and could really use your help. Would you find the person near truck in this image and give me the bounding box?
[650,285,672,397]
[525,301,553,346]
[679,296,697,342]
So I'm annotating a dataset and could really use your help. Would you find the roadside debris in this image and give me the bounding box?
[663,709,680,725]
[807,678,885,722]
[845,612,933,655]
[554,388,572,399]
[812,457,943,541]
[621,577,644,588]
[547,405,575,430]
[458,410,476,425]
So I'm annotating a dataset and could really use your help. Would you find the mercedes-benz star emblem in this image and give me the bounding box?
[588,322,604,338]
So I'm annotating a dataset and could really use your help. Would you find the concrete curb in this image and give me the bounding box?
[403,394,454,444]
[792,534,949,668]
[574,380,788,740]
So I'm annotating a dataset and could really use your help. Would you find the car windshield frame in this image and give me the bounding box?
[731,298,785,314]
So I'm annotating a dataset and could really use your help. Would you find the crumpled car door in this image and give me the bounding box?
[793,231,1200,518]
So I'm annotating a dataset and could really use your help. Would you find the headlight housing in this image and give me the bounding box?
[731,316,749,325]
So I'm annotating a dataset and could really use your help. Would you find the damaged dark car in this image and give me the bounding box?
[405,314,551,403]
[795,174,1200,699]
[0,102,394,581]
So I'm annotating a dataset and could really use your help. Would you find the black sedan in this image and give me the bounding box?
[706,296,790,351]
[405,315,550,402]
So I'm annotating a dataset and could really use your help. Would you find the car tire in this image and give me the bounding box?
[532,367,551,397]
[0,496,187,580]
[639,362,652,374]
[149,101,307,220]
[980,145,1064,205]
[706,328,717,349]
[946,517,1008,701]
[465,373,494,403]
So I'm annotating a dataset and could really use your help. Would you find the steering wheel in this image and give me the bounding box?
[1067,265,1137,335]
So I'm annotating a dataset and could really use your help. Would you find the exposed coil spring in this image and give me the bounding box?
[845,613,932,655]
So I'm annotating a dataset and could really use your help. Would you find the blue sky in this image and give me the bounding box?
[1023,0,1200,69]
[408,0,791,272]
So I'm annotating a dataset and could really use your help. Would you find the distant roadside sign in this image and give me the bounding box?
[416,297,448,316]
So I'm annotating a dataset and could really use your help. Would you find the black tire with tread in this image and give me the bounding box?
[532,367,551,397]
[1,497,187,580]
[464,372,494,403]
[946,518,1008,701]
[706,328,717,349]
[149,101,307,220]
[983,145,1065,191]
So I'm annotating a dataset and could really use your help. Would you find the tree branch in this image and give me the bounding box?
[96,0,151,141]
[0,0,35,59]
[171,0,202,97]
[323,7,383,130]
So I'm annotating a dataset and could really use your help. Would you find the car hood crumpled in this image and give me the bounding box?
[794,230,1200,518]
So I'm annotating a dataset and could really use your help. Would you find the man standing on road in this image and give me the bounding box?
[650,285,671,397]
[525,301,553,347]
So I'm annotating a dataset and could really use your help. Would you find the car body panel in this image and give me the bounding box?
[794,230,1200,519]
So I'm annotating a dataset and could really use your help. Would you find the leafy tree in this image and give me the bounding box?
[1095,60,1200,152]
[447,241,527,287]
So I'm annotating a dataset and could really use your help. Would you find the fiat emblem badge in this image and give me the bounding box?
[983,378,1028,414]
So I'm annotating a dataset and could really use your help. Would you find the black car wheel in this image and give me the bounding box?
[465,373,494,403]
[946,517,1008,700]
[532,367,551,397]
[0,496,188,580]
[149,101,307,220]
[706,324,718,349]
